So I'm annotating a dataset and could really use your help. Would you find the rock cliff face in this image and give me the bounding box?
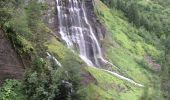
[0,30,24,85]
[54,0,144,87]
[84,0,106,39]
[55,0,108,67]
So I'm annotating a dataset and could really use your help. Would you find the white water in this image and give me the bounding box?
[55,0,143,87]
[100,68,144,87]
[46,52,62,67]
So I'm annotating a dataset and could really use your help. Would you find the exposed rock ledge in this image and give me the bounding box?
[0,30,24,85]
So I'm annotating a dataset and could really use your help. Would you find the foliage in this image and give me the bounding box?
[0,0,24,27]
[59,54,83,100]
[161,34,170,99]
[25,0,50,55]
[0,0,169,100]
[93,0,164,99]
[4,26,34,57]
[0,0,14,27]
[23,50,83,100]
[1,0,83,100]
[44,33,85,99]
[26,0,41,31]
[85,67,144,100]
[23,58,62,100]
[0,79,26,100]
[101,0,170,36]
[7,10,31,37]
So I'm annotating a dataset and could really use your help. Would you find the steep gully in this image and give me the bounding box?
[55,0,144,87]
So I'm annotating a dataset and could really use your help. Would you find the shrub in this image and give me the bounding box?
[0,79,26,100]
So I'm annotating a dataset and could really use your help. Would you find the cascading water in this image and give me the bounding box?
[46,52,62,67]
[55,0,144,87]
[56,0,106,67]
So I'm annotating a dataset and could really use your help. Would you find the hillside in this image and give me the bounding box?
[0,0,169,100]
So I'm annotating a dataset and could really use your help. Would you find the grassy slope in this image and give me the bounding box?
[0,0,164,99]
[85,67,143,100]
[44,0,164,99]
[20,0,165,99]
[26,0,164,99]
[80,0,164,99]
[45,34,144,100]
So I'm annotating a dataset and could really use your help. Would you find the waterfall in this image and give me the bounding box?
[55,0,144,87]
[46,52,62,67]
[56,0,103,67]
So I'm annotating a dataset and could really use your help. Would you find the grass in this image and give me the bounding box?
[92,0,164,99]
[44,35,71,60]
[43,0,164,99]
[85,67,144,100]
[84,84,115,100]
[45,34,145,100]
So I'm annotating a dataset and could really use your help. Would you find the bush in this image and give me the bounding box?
[56,54,83,100]
[23,52,84,100]
[0,79,26,100]
[23,57,62,100]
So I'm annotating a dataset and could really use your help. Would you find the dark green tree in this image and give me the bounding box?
[0,0,15,27]
[161,34,170,99]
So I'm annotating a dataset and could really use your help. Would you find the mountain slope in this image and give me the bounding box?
[0,0,169,100]
[80,0,164,99]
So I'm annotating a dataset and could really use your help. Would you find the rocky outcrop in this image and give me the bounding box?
[84,0,106,40]
[0,30,24,85]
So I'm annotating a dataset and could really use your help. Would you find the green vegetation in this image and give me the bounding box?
[0,0,84,100]
[161,35,170,99]
[0,0,15,27]
[0,0,169,100]
[84,67,144,100]
[101,0,170,37]
[22,48,84,100]
[0,79,26,100]
[93,0,167,99]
